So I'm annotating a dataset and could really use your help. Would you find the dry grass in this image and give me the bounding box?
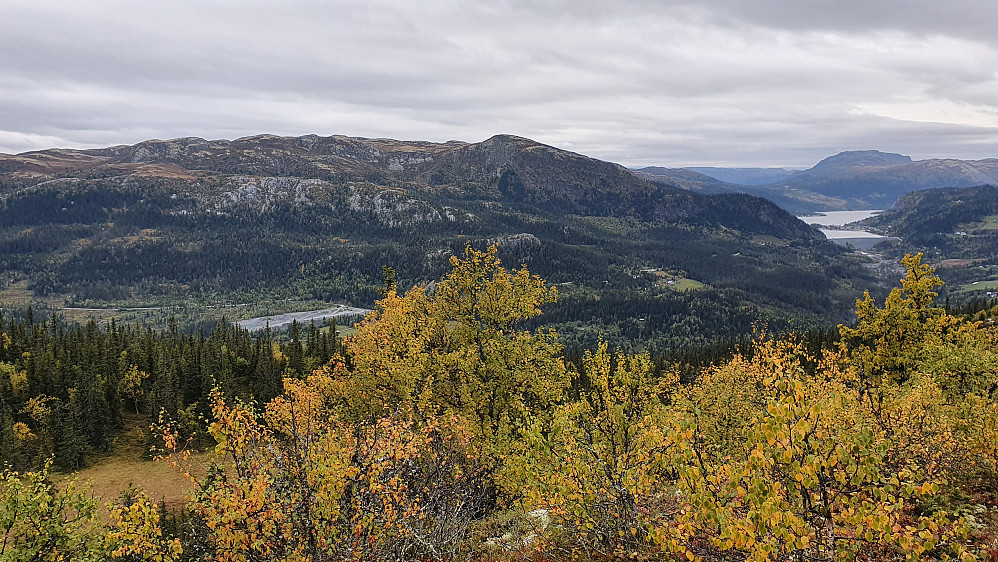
[940,259,975,268]
[0,280,35,306]
[0,279,73,313]
[54,414,211,511]
[61,454,201,511]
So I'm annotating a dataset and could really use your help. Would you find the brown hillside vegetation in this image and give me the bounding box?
[2,249,997,561]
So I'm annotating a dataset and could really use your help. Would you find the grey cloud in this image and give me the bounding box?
[0,0,995,167]
[677,0,998,43]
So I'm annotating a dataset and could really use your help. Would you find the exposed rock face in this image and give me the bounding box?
[129,137,213,163]
[345,187,445,227]
[484,233,542,252]
[211,176,323,211]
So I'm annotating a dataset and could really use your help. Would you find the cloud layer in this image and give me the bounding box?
[2,0,996,167]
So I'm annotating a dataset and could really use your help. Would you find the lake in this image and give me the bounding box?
[797,209,893,247]
[797,209,883,228]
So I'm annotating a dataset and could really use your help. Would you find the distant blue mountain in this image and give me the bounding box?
[635,150,998,213]
[684,167,795,186]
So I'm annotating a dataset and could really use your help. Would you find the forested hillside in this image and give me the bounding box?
[862,184,998,303]
[2,248,996,560]
[0,134,874,350]
[864,184,998,243]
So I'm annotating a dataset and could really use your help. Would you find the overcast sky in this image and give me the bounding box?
[1,0,996,167]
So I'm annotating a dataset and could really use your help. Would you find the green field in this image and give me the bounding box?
[980,215,998,230]
[668,278,705,291]
[321,324,358,338]
[955,279,998,293]
[648,270,705,291]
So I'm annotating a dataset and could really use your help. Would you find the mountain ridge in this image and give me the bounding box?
[0,132,872,349]
[0,133,818,238]
[683,167,795,186]
[636,149,998,213]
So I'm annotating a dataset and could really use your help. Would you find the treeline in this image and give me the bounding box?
[0,312,340,472]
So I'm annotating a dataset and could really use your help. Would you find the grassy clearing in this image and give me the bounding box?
[0,280,68,312]
[955,279,998,293]
[650,270,704,291]
[0,280,34,305]
[669,278,705,291]
[319,323,358,338]
[53,414,208,511]
[963,214,998,233]
[58,453,204,511]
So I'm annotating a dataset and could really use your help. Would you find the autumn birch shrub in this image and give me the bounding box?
[160,368,482,561]
[148,246,571,560]
[672,336,777,459]
[838,254,961,414]
[344,245,569,492]
[511,342,678,557]
[102,488,184,561]
[658,338,975,561]
[840,254,998,493]
[0,460,100,562]
[917,323,998,488]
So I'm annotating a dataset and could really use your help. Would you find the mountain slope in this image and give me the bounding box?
[796,150,913,179]
[862,184,998,242]
[778,151,998,208]
[631,166,737,193]
[860,184,998,301]
[0,133,870,349]
[2,134,819,238]
[634,166,847,214]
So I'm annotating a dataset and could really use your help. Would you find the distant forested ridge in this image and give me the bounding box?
[863,184,998,243]
[638,150,998,213]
